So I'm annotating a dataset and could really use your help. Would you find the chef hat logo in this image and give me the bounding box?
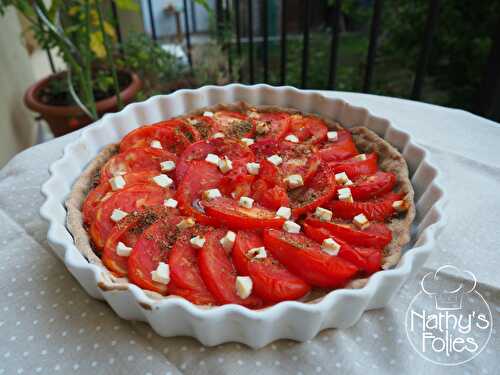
[421,265,477,311]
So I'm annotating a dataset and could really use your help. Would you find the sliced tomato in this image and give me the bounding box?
[249,139,280,161]
[318,130,358,161]
[119,121,192,154]
[176,160,223,225]
[258,159,283,187]
[182,115,221,139]
[219,168,255,199]
[100,147,177,184]
[288,115,328,144]
[213,111,253,138]
[203,197,285,230]
[90,184,174,250]
[128,217,183,294]
[198,229,262,307]
[304,217,392,248]
[328,152,378,179]
[288,164,337,217]
[350,171,397,200]
[279,142,320,185]
[232,231,310,302]
[252,112,290,141]
[327,191,403,221]
[175,140,216,183]
[263,229,358,288]
[252,179,289,210]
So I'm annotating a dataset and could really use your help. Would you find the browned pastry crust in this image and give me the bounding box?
[66,102,415,303]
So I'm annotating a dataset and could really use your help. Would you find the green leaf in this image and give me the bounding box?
[115,0,139,12]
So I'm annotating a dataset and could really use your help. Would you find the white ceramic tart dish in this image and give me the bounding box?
[40,85,446,348]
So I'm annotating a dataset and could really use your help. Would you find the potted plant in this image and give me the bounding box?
[0,0,144,136]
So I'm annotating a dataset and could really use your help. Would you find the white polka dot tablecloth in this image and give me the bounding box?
[0,92,499,375]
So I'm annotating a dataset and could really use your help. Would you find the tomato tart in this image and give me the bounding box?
[66,102,415,307]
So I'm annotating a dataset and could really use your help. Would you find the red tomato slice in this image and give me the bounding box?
[128,217,183,294]
[90,184,174,250]
[327,191,403,221]
[328,152,378,179]
[288,164,337,217]
[119,121,192,154]
[198,229,263,307]
[219,168,255,199]
[304,217,392,248]
[318,130,358,161]
[175,140,216,183]
[250,139,280,161]
[288,115,328,144]
[350,171,397,200]
[263,229,358,288]
[176,160,223,225]
[252,179,289,210]
[100,147,177,184]
[213,111,253,138]
[279,142,321,185]
[182,115,221,139]
[233,231,310,302]
[202,197,285,230]
[252,112,290,142]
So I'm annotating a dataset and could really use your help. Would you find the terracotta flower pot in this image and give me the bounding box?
[24,71,142,137]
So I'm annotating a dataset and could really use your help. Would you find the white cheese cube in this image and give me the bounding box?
[109,175,126,191]
[337,187,353,202]
[275,206,291,220]
[327,131,338,141]
[239,196,254,209]
[150,140,163,149]
[151,262,170,285]
[116,241,132,257]
[284,174,304,189]
[153,174,173,188]
[218,156,233,174]
[283,220,301,234]
[160,160,176,172]
[321,238,341,256]
[246,162,260,175]
[205,153,220,166]
[164,198,178,208]
[190,236,206,249]
[353,213,370,229]
[203,111,214,117]
[354,153,367,161]
[392,200,408,212]
[241,137,255,146]
[235,276,253,299]
[220,231,236,251]
[267,154,283,166]
[211,132,225,139]
[110,208,128,222]
[177,217,196,229]
[285,134,299,143]
[335,172,349,185]
[247,246,267,259]
[202,188,222,201]
[314,207,333,222]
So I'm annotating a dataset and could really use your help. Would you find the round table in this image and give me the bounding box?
[0,92,498,375]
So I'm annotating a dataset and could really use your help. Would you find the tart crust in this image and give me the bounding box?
[66,102,415,304]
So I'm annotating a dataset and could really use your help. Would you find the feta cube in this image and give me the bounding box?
[283,220,301,234]
[151,262,170,285]
[109,175,126,191]
[354,153,367,161]
[239,196,254,209]
[218,156,233,174]
[116,241,132,257]
[110,208,128,222]
[247,246,267,259]
[205,153,220,166]
[314,207,333,222]
[275,206,291,220]
[177,217,195,229]
[321,238,341,256]
[150,140,163,149]
[327,131,339,141]
[335,172,349,185]
[160,160,176,172]
[267,154,283,166]
[353,213,370,229]
[212,132,225,139]
[203,111,214,117]
[284,174,304,189]
[202,188,222,201]
[392,199,409,212]
[190,235,206,249]
[337,187,353,203]
[220,230,236,251]
[164,198,178,208]
[235,276,253,299]
[285,134,299,143]
[241,137,255,146]
[153,174,173,188]
[246,162,260,175]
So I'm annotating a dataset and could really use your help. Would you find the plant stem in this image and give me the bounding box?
[82,0,97,118]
